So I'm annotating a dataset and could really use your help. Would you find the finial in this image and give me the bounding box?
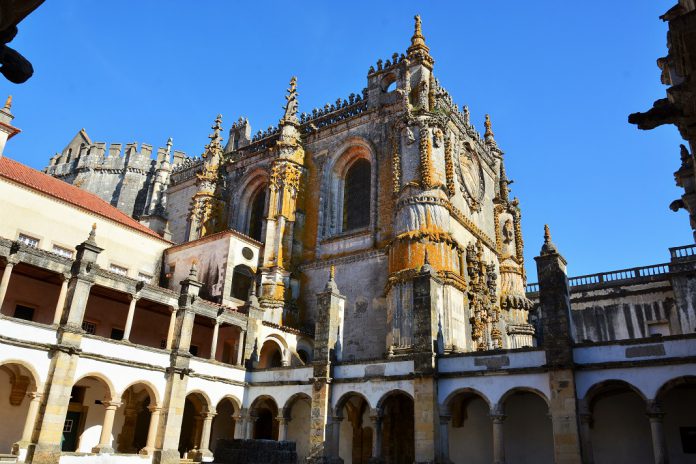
[203,114,223,156]
[424,249,430,265]
[407,14,431,60]
[166,137,173,154]
[86,222,97,241]
[330,264,335,281]
[544,224,551,243]
[540,224,559,255]
[189,260,198,279]
[484,114,495,142]
[3,95,11,110]
[281,76,299,125]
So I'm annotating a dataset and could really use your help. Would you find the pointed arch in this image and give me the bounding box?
[232,169,269,240]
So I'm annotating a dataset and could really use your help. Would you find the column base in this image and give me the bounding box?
[11,441,30,462]
[152,449,182,464]
[91,445,114,454]
[187,448,213,461]
[25,443,62,464]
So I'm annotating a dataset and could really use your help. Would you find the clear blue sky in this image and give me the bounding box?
[2,1,688,279]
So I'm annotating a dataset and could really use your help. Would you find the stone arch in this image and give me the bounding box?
[443,387,493,413]
[283,392,312,460]
[210,395,241,453]
[445,388,493,464]
[655,375,696,401]
[115,381,159,454]
[179,391,214,457]
[0,361,41,455]
[233,169,269,239]
[380,72,398,92]
[499,387,554,463]
[334,391,372,415]
[295,337,314,366]
[320,136,378,239]
[0,359,41,392]
[73,372,117,402]
[497,386,550,411]
[376,389,414,412]
[67,374,120,453]
[586,378,653,462]
[249,395,280,440]
[282,392,312,417]
[120,380,160,408]
[259,334,289,368]
[655,375,696,461]
[378,390,414,464]
[231,264,255,301]
[185,390,213,413]
[335,391,373,464]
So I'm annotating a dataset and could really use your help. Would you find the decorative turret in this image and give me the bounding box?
[407,15,433,68]
[0,95,20,158]
[280,76,299,126]
[484,114,496,146]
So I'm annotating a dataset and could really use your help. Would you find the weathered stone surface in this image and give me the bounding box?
[212,439,297,464]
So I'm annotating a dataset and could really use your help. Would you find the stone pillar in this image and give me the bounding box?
[245,415,256,439]
[122,295,138,341]
[534,226,582,464]
[27,226,103,464]
[647,402,667,464]
[165,307,176,349]
[411,262,441,463]
[12,392,42,458]
[243,285,264,368]
[277,417,289,441]
[152,264,201,464]
[198,412,215,458]
[236,330,245,365]
[438,414,451,464]
[369,412,382,463]
[233,410,247,439]
[491,412,506,464]
[210,319,220,360]
[92,400,122,454]
[330,415,343,459]
[52,273,69,325]
[0,256,17,309]
[307,268,345,463]
[578,411,594,464]
[140,406,161,455]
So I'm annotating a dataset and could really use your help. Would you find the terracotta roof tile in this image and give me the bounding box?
[0,156,168,241]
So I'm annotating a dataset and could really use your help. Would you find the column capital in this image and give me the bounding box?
[5,254,20,266]
[202,411,217,420]
[102,400,122,410]
[276,416,288,425]
[147,405,162,413]
[27,391,42,400]
[60,271,71,281]
[646,400,664,420]
[490,413,506,424]
[578,412,593,425]
[439,414,452,425]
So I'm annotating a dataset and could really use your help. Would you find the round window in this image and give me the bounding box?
[242,247,254,260]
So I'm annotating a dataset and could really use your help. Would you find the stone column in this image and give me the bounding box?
[165,307,176,349]
[330,415,343,458]
[438,414,451,464]
[210,319,220,360]
[140,406,161,455]
[491,412,506,464]
[52,273,69,325]
[0,256,17,309]
[152,264,201,464]
[233,410,247,439]
[236,331,245,366]
[245,415,257,439]
[647,403,667,464]
[122,295,138,341]
[92,400,122,453]
[369,412,382,462]
[534,226,582,463]
[198,412,215,458]
[12,392,42,457]
[277,416,289,441]
[577,403,594,464]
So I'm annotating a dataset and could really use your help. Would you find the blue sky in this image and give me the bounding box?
[2,1,687,279]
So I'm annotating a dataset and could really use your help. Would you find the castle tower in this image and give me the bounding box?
[258,77,306,322]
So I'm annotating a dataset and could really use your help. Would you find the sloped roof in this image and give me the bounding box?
[0,156,168,241]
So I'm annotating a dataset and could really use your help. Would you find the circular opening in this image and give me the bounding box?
[241,247,254,260]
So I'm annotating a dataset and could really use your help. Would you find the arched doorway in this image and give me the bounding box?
[657,376,696,461]
[284,393,312,461]
[501,390,553,463]
[335,392,372,464]
[258,340,284,368]
[0,362,40,454]
[588,381,652,463]
[379,391,414,464]
[249,396,279,440]
[248,187,267,241]
[210,397,239,453]
[115,383,157,454]
[179,392,212,457]
[446,390,492,464]
[67,375,116,453]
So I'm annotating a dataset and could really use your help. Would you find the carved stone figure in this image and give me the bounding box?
[502,218,514,244]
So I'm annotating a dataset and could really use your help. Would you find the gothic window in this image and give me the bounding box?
[343,158,371,232]
[248,188,266,241]
[231,265,254,301]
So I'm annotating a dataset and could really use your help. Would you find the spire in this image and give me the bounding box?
[325,264,339,292]
[540,224,559,255]
[281,76,299,125]
[3,95,11,111]
[166,137,173,155]
[87,222,97,245]
[484,114,496,144]
[189,260,198,279]
[408,15,430,56]
[204,115,223,156]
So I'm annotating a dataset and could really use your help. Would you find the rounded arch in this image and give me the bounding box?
[498,386,550,410]
[185,389,213,413]
[231,264,255,301]
[283,392,312,417]
[249,394,280,440]
[442,387,493,413]
[583,379,648,408]
[334,391,372,416]
[249,394,280,413]
[380,72,398,92]
[120,380,160,408]
[0,359,42,392]
[216,395,242,414]
[233,169,269,237]
[656,375,696,401]
[258,337,286,369]
[376,389,414,412]
[73,372,117,401]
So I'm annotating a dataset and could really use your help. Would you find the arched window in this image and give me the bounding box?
[343,158,371,232]
[231,265,254,301]
[259,340,283,368]
[248,188,266,241]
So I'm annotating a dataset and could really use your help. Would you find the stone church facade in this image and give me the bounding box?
[0,13,692,464]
